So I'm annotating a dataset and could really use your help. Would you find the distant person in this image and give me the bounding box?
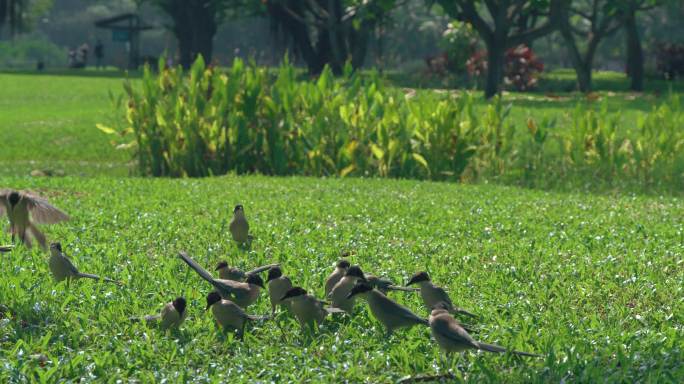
[94,40,104,69]
[79,43,89,66]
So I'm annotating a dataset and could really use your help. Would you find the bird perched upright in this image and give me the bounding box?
[0,190,69,249]
[49,242,120,285]
[324,259,350,297]
[229,205,251,245]
[205,291,268,339]
[347,281,428,336]
[266,266,293,315]
[178,251,264,308]
[406,271,476,318]
[281,287,344,331]
[329,265,367,313]
[215,261,279,282]
[133,297,187,330]
[366,274,419,295]
[429,303,539,357]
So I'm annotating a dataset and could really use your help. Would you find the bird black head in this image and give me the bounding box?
[233,205,244,214]
[345,265,366,280]
[215,261,228,271]
[8,191,20,206]
[246,273,265,288]
[337,259,351,269]
[267,266,282,282]
[407,271,430,286]
[172,297,187,315]
[205,291,222,310]
[50,242,62,252]
[346,281,373,299]
[281,286,307,301]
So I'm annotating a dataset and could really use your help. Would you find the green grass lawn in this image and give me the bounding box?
[0,70,683,382]
[0,176,682,382]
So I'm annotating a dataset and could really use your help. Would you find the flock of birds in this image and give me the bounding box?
[0,188,540,365]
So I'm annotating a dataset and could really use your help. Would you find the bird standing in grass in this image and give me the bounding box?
[428,303,539,357]
[0,189,69,250]
[324,259,350,297]
[266,266,293,315]
[133,297,187,330]
[281,287,344,331]
[329,265,367,313]
[49,242,120,285]
[407,271,477,318]
[205,291,268,339]
[347,281,428,336]
[215,261,278,281]
[229,205,251,245]
[179,251,264,308]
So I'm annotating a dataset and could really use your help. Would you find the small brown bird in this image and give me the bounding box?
[329,265,367,313]
[429,303,539,357]
[407,271,476,318]
[266,266,293,315]
[215,261,279,281]
[347,281,428,336]
[324,259,350,297]
[205,291,268,338]
[0,190,69,249]
[229,205,250,244]
[49,242,119,285]
[133,297,187,330]
[366,274,419,295]
[281,287,344,331]
[179,251,264,308]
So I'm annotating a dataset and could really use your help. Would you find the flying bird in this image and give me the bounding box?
[0,189,69,249]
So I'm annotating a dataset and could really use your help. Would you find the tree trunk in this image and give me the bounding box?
[576,64,592,92]
[624,10,643,91]
[484,40,505,99]
[168,0,216,69]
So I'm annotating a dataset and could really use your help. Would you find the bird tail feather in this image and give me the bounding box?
[478,342,541,357]
[130,315,160,323]
[452,308,478,318]
[325,307,346,314]
[76,272,120,285]
[246,314,270,321]
[247,263,279,275]
[178,251,216,283]
[386,285,419,292]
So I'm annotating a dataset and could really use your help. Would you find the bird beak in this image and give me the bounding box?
[205,303,211,311]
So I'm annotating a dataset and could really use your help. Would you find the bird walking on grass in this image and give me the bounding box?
[229,205,251,245]
[132,297,187,330]
[407,271,477,318]
[428,303,540,357]
[281,287,345,331]
[324,259,350,297]
[205,291,269,339]
[179,251,264,308]
[329,265,367,313]
[266,266,293,315]
[347,281,428,336]
[0,190,69,250]
[49,242,120,285]
[215,261,278,282]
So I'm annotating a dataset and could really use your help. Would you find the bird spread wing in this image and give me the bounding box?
[433,316,479,349]
[23,192,70,224]
[178,251,216,282]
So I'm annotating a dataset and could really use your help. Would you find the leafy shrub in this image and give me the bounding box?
[99,57,507,180]
[100,57,684,192]
[0,35,65,68]
[467,45,544,91]
[656,43,684,80]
